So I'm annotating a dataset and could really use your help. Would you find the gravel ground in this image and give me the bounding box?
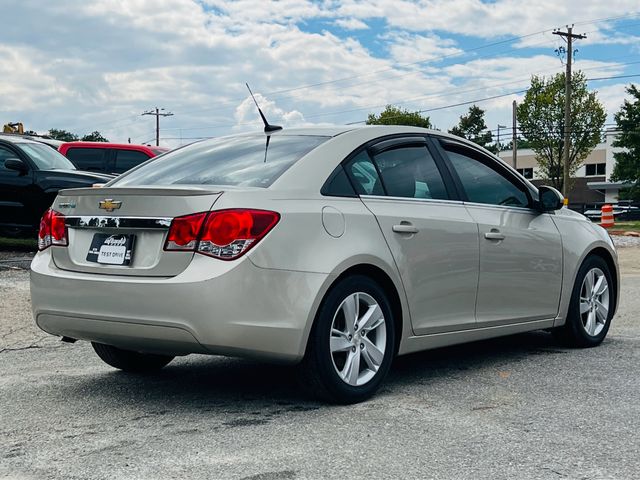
[610,234,640,248]
[1,249,639,479]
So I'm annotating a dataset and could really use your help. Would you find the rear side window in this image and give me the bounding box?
[343,146,449,200]
[113,135,328,188]
[65,148,107,172]
[442,142,530,208]
[114,149,151,173]
[373,146,448,199]
[343,151,384,195]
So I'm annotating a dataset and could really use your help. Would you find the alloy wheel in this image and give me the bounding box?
[579,267,610,337]
[329,292,387,386]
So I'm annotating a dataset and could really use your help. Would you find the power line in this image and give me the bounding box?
[156,12,640,119]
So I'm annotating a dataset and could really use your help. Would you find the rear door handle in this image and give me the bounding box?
[484,230,505,241]
[392,224,419,234]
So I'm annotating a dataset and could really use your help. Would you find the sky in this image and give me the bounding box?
[0,0,639,147]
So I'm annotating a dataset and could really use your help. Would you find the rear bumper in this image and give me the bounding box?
[30,250,330,363]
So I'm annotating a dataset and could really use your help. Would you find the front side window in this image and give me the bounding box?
[18,143,76,171]
[0,145,18,172]
[113,135,328,188]
[443,142,530,208]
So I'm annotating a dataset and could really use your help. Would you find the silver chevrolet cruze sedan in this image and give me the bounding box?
[30,126,619,403]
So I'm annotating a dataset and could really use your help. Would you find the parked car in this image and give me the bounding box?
[0,132,64,150]
[59,142,168,175]
[30,126,618,403]
[583,203,639,221]
[0,134,114,237]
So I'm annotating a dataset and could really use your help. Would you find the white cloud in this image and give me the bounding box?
[336,0,639,39]
[334,18,370,30]
[0,0,637,148]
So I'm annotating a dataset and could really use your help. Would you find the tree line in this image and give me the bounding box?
[45,129,109,142]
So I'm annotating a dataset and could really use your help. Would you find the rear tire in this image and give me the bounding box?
[91,342,174,373]
[298,275,395,404]
[553,255,614,348]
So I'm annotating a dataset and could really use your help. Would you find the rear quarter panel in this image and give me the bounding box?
[213,189,414,354]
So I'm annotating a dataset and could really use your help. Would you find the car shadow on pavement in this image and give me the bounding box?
[64,330,568,411]
[387,330,566,387]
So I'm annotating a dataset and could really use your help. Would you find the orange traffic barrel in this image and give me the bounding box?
[601,204,614,228]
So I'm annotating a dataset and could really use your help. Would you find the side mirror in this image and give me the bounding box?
[537,185,564,212]
[4,158,28,174]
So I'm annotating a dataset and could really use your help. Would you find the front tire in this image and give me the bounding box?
[299,275,395,404]
[92,342,174,373]
[553,255,614,348]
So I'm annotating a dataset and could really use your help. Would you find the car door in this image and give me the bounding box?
[0,143,34,227]
[436,138,563,326]
[344,137,480,335]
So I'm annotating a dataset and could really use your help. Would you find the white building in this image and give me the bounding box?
[498,129,628,204]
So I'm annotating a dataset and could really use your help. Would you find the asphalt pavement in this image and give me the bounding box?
[1,267,639,480]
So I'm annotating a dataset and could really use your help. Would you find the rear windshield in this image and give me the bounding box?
[112,135,328,188]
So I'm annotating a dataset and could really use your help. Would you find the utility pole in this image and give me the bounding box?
[512,100,517,170]
[553,25,586,199]
[141,107,174,146]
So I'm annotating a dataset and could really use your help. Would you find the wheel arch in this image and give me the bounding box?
[302,261,408,358]
[585,246,619,317]
[558,244,620,328]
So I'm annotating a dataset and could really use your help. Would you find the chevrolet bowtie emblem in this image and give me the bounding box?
[98,199,122,212]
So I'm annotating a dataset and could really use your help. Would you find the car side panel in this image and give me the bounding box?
[464,204,563,325]
[550,209,619,326]
[214,190,415,346]
[360,197,480,335]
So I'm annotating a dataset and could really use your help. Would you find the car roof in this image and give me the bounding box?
[0,133,45,145]
[252,125,477,142]
[60,141,157,149]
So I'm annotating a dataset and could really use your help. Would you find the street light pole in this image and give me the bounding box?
[497,124,506,154]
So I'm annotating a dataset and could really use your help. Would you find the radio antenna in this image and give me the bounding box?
[245,83,282,133]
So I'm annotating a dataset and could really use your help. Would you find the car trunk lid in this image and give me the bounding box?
[50,186,223,276]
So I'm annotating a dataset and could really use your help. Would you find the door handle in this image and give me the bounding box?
[484,230,505,241]
[392,223,419,234]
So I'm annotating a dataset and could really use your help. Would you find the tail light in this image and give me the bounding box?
[164,209,279,260]
[38,209,68,251]
[165,212,207,251]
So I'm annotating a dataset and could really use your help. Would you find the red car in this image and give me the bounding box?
[59,142,168,175]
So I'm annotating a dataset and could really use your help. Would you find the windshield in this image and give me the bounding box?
[112,134,329,188]
[18,143,76,170]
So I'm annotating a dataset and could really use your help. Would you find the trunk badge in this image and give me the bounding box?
[99,199,122,212]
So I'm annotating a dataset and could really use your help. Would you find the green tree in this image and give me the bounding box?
[610,84,640,199]
[366,105,432,128]
[503,137,533,150]
[81,131,109,142]
[47,129,78,142]
[449,105,493,150]
[517,71,606,192]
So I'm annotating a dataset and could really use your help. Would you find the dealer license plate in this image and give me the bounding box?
[86,234,135,266]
